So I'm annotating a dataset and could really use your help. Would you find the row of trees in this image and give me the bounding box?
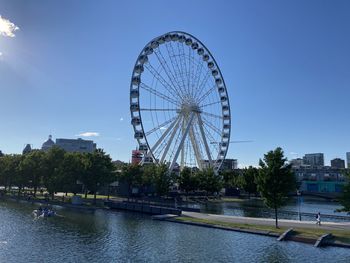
[0,147,116,203]
[118,163,223,199]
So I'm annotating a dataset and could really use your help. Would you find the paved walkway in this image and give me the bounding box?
[182,211,350,231]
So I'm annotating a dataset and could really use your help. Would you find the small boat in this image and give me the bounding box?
[33,207,56,218]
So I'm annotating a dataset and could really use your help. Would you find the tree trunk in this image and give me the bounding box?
[94,191,97,204]
[274,205,278,228]
[33,186,37,197]
[18,186,21,197]
[85,189,88,199]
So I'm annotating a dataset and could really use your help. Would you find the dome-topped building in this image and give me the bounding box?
[42,135,55,151]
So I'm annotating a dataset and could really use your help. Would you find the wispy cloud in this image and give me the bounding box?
[76,132,100,137]
[0,15,19,38]
[160,127,167,130]
[120,117,124,121]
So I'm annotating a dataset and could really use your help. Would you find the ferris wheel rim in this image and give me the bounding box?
[130,31,231,171]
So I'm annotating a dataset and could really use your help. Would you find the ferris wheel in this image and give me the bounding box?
[130,31,231,172]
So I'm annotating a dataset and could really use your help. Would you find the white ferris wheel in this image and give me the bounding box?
[130,31,231,173]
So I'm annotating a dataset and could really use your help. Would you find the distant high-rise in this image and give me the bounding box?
[303,153,324,167]
[331,158,345,169]
[347,152,350,168]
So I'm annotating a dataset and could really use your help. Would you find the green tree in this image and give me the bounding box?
[178,167,199,201]
[256,147,296,228]
[153,164,173,197]
[339,169,350,213]
[198,168,223,196]
[239,166,258,198]
[0,155,18,191]
[82,149,115,204]
[222,169,239,189]
[42,146,66,200]
[19,150,45,197]
[58,152,85,197]
[9,155,24,196]
[119,163,143,199]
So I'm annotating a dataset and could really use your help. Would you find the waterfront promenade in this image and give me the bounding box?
[182,211,350,231]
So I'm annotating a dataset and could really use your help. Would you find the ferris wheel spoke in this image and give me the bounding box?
[166,42,187,95]
[188,47,194,98]
[154,49,185,99]
[140,108,178,111]
[196,113,213,166]
[144,63,183,101]
[200,100,221,108]
[169,113,195,172]
[201,116,222,136]
[144,116,178,136]
[140,82,179,107]
[177,42,191,98]
[194,71,212,101]
[175,43,189,97]
[202,122,219,146]
[201,111,223,120]
[192,57,205,99]
[197,84,217,104]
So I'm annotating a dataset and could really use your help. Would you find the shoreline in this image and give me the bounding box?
[2,196,350,249]
[159,212,350,249]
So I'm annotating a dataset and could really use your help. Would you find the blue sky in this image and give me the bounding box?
[0,0,349,166]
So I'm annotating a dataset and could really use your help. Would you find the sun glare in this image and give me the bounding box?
[0,15,19,38]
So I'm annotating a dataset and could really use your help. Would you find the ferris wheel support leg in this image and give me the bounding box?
[189,127,203,170]
[169,113,195,173]
[196,113,213,168]
[180,117,186,170]
[160,116,182,164]
[142,115,180,164]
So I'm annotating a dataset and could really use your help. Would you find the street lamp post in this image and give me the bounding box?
[297,190,302,221]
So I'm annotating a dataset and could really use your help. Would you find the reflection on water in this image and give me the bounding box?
[1,200,350,263]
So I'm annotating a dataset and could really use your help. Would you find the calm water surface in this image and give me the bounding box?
[1,200,350,263]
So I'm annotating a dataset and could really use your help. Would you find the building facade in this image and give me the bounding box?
[294,166,346,193]
[347,152,350,168]
[220,159,238,170]
[56,138,96,153]
[303,153,324,167]
[41,135,96,153]
[331,158,345,169]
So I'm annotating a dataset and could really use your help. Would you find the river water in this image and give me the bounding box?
[1,200,350,263]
